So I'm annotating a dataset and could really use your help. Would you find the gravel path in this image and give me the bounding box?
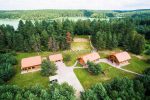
[49,61,84,100]
[88,35,96,51]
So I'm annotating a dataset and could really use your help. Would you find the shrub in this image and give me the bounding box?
[146,58,150,64]
[0,53,16,82]
[64,54,71,62]
[87,61,102,75]
[41,60,57,76]
[0,63,16,82]
[144,48,150,55]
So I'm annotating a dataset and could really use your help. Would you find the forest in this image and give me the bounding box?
[0,18,147,54]
[0,9,150,20]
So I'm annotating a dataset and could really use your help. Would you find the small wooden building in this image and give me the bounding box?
[49,54,63,62]
[21,56,42,71]
[78,52,100,66]
[108,51,131,65]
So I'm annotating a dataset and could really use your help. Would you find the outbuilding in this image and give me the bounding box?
[78,52,100,66]
[49,53,63,62]
[21,56,42,71]
[108,51,131,65]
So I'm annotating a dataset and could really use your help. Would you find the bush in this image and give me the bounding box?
[144,48,150,55]
[0,53,17,82]
[146,58,150,64]
[41,60,57,76]
[87,61,102,75]
[64,54,71,62]
[0,63,15,81]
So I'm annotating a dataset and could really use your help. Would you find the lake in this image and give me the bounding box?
[0,17,109,30]
[0,19,21,30]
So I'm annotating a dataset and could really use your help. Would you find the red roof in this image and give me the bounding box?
[21,56,42,69]
[113,51,131,62]
[79,52,100,63]
[49,54,63,62]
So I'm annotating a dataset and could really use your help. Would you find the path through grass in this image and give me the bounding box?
[74,63,136,90]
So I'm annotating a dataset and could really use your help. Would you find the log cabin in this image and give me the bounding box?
[49,53,63,62]
[108,51,131,65]
[78,52,100,66]
[21,56,42,71]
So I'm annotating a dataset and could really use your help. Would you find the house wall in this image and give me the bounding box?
[78,58,85,65]
[108,55,119,64]
[21,65,40,71]
[120,60,129,64]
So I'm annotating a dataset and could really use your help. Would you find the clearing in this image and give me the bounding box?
[71,35,92,51]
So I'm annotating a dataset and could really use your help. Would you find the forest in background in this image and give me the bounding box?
[0,9,150,20]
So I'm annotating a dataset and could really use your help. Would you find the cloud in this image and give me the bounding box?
[0,0,149,10]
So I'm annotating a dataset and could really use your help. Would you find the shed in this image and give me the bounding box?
[21,56,42,71]
[49,54,63,62]
[108,51,131,65]
[78,52,100,66]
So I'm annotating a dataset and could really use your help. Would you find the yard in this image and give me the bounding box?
[122,56,150,74]
[74,63,136,90]
[8,52,51,88]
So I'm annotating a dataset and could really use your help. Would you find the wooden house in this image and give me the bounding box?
[21,56,42,71]
[78,52,100,66]
[49,54,63,62]
[108,51,131,65]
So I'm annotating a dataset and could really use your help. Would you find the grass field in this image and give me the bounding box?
[74,63,136,90]
[71,35,91,51]
[71,42,91,51]
[122,56,150,74]
[8,71,49,88]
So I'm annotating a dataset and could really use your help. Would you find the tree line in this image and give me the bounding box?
[91,19,145,54]
[0,83,75,100]
[0,10,84,20]
[0,18,147,54]
[0,19,73,52]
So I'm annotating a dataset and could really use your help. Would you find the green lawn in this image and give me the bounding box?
[8,71,49,88]
[74,63,136,90]
[122,56,150,74]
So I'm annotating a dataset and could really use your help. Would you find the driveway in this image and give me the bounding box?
[50,61,84,99]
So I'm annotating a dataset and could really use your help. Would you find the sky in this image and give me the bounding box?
[0,0,149,10]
